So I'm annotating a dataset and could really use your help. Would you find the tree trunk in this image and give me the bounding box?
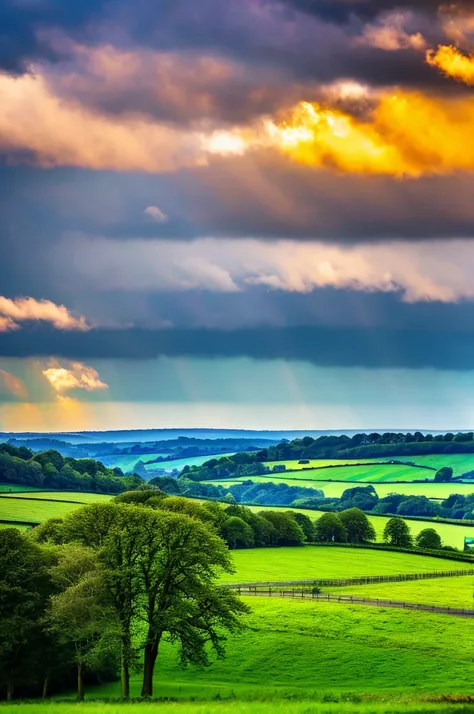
[42,673,50,699]
[121,652,130,699]
[6,682,13,701]
[77,663,84,702]
[141,639,160,698]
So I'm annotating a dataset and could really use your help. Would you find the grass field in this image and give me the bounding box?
[266,463,432,483]
[81,597,474,699]
[223,546,472,584]
[0,492,113,523]
[265,454,474,479]
[203,477,474,500]
[7,703,474,714]
[245,504,474,550]
[0,491,113,503]
[331,575,474,608]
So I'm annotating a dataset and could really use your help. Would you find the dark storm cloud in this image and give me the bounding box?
[280,0,474,23]
[1,324,474,370]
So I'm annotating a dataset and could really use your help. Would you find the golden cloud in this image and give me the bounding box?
[0,296,90,332]
[42,361,108,393]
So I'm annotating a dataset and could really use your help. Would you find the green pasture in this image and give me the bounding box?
[202,476,474,500]
[0,491,113,503]
[223,546,472,584]
[268,464,435,483]
[331,574,474,608]
[245,504,474,550]
[81,597,474,699]
[0,492,113,524]
[265,454,474,479]
[7,703,474,714]
[104,452,235,474]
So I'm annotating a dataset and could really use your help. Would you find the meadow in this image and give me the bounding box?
[203,476,474,500]
[0,492,113,524]
[331,574,474,608]
[223,546,473,583]
[246,505,474,550]
[265,454,474,479]
[104,452,235,474]
[79,597,474,699]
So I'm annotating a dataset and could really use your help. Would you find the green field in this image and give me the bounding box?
[6,703,474,714]
[331,575,474,608]
[223,546,473,584]
[1,491,113,503]
[0,492,113,524]
[265,454,474,481]
[81,597,474,699]
[266,462,432,482]
[203,476,474,500]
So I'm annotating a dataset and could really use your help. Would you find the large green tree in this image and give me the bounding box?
[339,508,376,543]
[48,544,119,701]
[383,517,412,547]
[415,528,442,550]
[314,513,347,543]
[0,529,55,700]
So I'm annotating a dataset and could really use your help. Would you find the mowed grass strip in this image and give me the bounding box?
[331,574,474,609]
[223,546,473,584]
[85,598,474,699]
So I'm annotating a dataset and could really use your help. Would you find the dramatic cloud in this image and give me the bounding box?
[42,360,108,393]
[357,12,427,51]
[63,236,474,303]
[426,44,474,84]
[0,369,27,399]
[0,297,90,332]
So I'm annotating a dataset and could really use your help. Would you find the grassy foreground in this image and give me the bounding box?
[4,703,474,714]
[80,597,474,700]
[224,546,473,583]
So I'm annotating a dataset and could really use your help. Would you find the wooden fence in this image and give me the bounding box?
[238,589,474,617]
[226,568,474,590]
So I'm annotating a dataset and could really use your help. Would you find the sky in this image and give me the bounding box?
[3,0,474,431]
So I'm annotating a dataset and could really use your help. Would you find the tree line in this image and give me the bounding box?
[182,432,474,479]
[0,444,143,494]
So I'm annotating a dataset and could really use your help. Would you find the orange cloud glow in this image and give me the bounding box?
[426,44,474,85]
[42,361,108,393]
[264,93,474,176]
[0,296,90,331]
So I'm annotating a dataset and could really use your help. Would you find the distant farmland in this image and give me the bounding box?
[202,476,474,500]
[265,453,474,478]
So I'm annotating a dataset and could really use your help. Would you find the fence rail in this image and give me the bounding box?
[238,589,474,617]
[226,568,474,589]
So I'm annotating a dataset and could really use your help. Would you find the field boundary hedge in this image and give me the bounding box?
[305,542,474,562]
[225,568,474,588]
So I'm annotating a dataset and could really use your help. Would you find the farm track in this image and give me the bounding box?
[242,590,474,617]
